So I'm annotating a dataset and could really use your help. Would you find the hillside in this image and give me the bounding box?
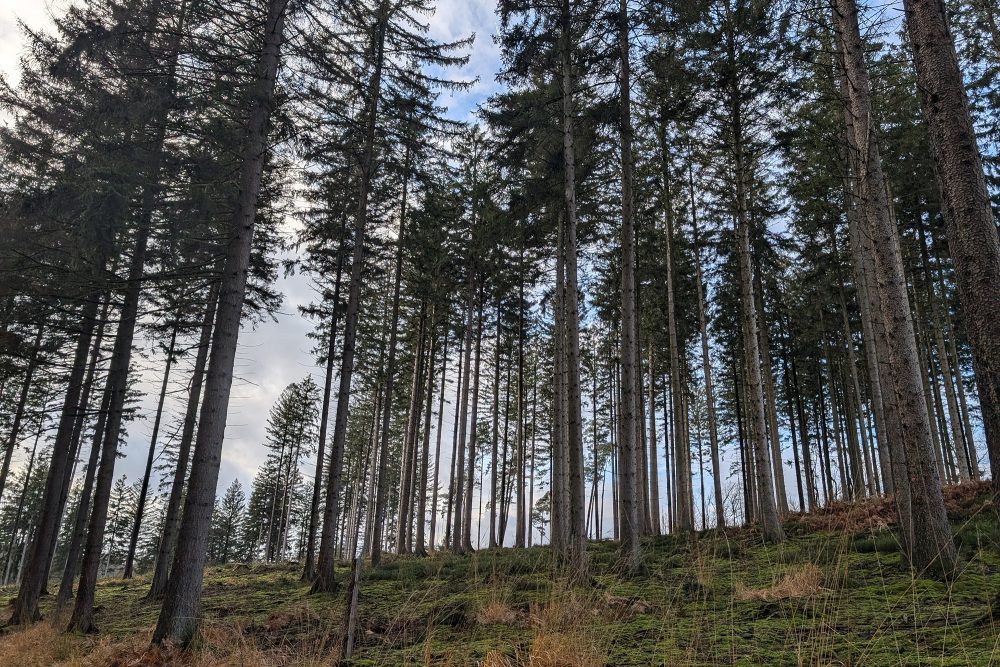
[2,485,998,666]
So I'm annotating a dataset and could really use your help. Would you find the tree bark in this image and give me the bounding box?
[902,0,1000,487]
[834,0,956,573]
[617,0,641,573]
[152,0,287,644]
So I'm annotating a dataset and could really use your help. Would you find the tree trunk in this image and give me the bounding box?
[659,145,689,533]
[617,0,641,573]
[415,312,438,555]
[371,153,411,565]
[489,304,502,549]
[147,286,217,600]
[311,0,388,595]
[559,0,587,575]
[462,300,484,553]
[123,322,178,579]
[399,303,428,553]
[903,0,1000,487]
[450,285,475,552]
[0,324,43,507]
[689,170,724,528]
[736,214,784,543]
[152,0,287,644]
[9,290,101,624]
[428,325,450,551]
[303,227,346,581]
[834,0,956,574]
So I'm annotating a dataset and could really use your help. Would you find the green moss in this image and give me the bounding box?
[3,512,998,666]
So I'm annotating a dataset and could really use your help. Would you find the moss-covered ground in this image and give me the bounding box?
[2,487,999,665]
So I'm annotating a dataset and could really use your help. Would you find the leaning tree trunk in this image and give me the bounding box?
[902,0,1000,488]
[152,0,287,645]
[54,381,111,610]
[147,286,217,600]
[9,288,100,625]
[0,324,43,507]
[834,0,955,574]
[54,293,112,609]
[123,322,178,579]
[70,0,192,629]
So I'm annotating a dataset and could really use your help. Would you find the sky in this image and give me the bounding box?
[0,0,505,517]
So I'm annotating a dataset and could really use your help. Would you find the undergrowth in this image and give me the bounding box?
[2,483,998,665]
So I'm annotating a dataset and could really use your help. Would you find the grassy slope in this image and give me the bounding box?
[2,485,999,666]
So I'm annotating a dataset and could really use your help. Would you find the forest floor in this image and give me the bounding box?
[2,482,999,666]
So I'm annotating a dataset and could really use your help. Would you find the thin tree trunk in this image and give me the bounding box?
[462,300,484,553]
[450,285,475,552]
[2,421,43,585]
[303,226,346,581]
[123,322,178,578]
[399,303,428,552]
[489,304,501,549]
[0,324,43,507]
[689,169,724,528]
[617,0,641,573]
[9,289,103,622]
[372,149,411,564]
[311,0,389,595]
[147,286,217,600]
[446,288,475,553]
[415,312,438,556]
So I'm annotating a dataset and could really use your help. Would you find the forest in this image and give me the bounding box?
[0,0,999,664]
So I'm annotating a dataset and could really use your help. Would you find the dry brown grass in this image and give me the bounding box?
[794,480,993,534]
[522,595,608,667]
[0,621,87,666]
[476,601,526,627]
[528,630,604,667]
[0,616,341,667]
[479,649,516,667]
[735,563,825,602]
